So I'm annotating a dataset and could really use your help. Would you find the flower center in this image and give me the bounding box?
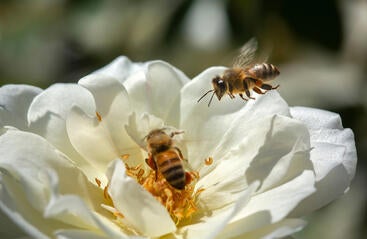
[125,163,203,224]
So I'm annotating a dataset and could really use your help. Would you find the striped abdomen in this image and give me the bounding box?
[155,149,186,190]
[247,63,280,81]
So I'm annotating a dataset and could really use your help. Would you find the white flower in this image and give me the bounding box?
[0,56,357,239]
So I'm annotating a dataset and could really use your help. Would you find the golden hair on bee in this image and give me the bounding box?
[197,38,280,106]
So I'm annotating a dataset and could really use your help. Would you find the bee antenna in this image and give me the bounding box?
[197,89,214,103]
[208,91,215,107]
[142,134,148,141]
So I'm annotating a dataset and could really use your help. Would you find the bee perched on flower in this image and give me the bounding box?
[0,56,357,239]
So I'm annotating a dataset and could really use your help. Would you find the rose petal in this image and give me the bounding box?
[124,112,165,149]
[123,61,189,125]
[0,129,76,211]
[55,230,111,239]
[1,169,120,239]
[238,218,307,239]
[217,170,315,238]
[179,181,259,239]
[66,106,120,175]
[45,193,100,231]
[290,106,343,130]
[0,179,50,239]
[45,193,124,238]
[289,107,357,215]
[106,160,176,237]
[0,129,96,207]
[290,106,356,180]
[197,115,312,210]
[0,129,121,238]
[245,115,312,193]
[91,56,145,84]
[27,83,101,181]
[0,84,41,130]
[55,228,141,239]
[78,74,142,167]
[45,169,124,238]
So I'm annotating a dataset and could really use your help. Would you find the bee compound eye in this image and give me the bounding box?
[212,76,220,83]
[217,80,226,90]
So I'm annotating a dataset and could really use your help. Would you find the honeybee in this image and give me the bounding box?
[197,39,280,106]
[145,129,192,190]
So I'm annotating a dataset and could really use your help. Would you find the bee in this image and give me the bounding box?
[145,129,192,190]
[197,39,280,106]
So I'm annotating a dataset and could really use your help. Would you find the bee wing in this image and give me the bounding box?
[233,38,272,69]
[232,38,259,69]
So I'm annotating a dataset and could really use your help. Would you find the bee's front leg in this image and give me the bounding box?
[145,154,158,180]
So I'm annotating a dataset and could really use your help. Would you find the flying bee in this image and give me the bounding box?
[197,39,280,106]
[145,129,193,190]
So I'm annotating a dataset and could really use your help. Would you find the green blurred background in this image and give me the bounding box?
[0,0,366,238]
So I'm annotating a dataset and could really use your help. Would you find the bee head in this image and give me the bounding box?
[212,76,226,100]
[197,75,226,107]
[146,129,172,153]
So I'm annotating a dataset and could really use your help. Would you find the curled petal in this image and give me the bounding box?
[68,69,139,172]
[218,170,315,238]
[291,107,356,181]
[289,107,357,215]
[198,115,312,211]
[123,61,189,124]
[124,112,165,149]
[91,56,145,84]
[0,129,122,238]
[27,83,100,181]
[0,84,41,130]
[78,75,142,166]
[180,181,259,239]
[66,106,120,176]
[0,180,50,239]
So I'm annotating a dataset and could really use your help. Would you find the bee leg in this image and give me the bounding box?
[170,130,184,138]
[145,155,158,180]
[272,84,280,89]
[243,80,255,99]
[260,83,279,91]
[253,87,265,94]
[239,93,248,101]
[245,90,255,100]
[228,84,236,99]
[228,93,235,99]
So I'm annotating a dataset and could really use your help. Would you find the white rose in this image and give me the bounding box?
[0,56,357,239]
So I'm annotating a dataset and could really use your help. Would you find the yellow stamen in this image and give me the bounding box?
[96,112,102,122]
[95,178,102,187]
[120,154,130,160]
[103,184,111,201]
